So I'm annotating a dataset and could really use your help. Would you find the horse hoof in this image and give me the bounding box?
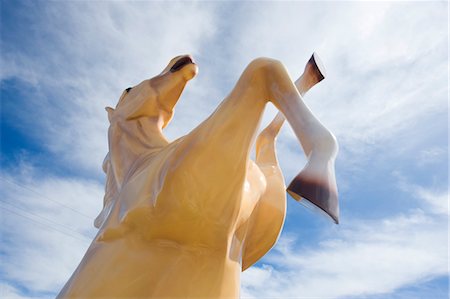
[295,52,327,95]
[287,173,339,224]
[308,52,326,83]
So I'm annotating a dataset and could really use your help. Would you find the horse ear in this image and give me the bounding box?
[105,107,115,123]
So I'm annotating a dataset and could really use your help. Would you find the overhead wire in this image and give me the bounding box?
[0,176,98,244]
[0,177,95,220]
[0,199,92,239]
[0,205,91,244]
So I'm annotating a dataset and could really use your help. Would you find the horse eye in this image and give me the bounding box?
[125,87,132,93]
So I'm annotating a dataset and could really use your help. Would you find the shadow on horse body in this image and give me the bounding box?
[57,54,338,298]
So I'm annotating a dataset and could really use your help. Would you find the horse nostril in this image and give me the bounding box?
[170,56,194,73]
[125,87,132,93]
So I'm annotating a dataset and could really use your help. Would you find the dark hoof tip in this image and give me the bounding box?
[309,52,326,82]
[287,175,339,224]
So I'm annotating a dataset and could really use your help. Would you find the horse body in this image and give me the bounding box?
[59,142,267,298]
[57,54,337,298]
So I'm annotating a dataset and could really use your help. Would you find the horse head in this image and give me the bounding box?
[94,55,198,229]
[106,55,198,128]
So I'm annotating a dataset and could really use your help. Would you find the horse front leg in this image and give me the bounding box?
[240,56,338,223]
[166,57,337,224]
[255,53,339,224]
[255,53,326,163]
[285,54,339,224]
[241,54,336,270]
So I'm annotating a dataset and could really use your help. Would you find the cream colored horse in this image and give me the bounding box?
[57,54,338,298]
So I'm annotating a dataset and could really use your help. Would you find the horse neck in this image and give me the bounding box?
[109,117,169,188]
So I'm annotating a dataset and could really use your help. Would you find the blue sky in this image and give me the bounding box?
[0,1,448,298]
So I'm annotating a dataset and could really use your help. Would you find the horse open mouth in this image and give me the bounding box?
[170,56,194,72]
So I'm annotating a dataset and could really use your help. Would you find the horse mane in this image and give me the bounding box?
[94,153,118,228]
[94,90,128,229]
[93,88,171,229]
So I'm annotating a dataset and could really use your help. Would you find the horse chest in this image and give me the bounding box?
[114,154,266,247]
[162,159,265,224]
[238,161,267,224]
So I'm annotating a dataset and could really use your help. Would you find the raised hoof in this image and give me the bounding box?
[287,174,339,224]
[295,52,327,95]
[308,52,326,83]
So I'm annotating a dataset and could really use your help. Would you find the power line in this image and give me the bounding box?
[0,205,89,243]
[1,199,90,237]
[0,177,95,220]
[0,201,92,243]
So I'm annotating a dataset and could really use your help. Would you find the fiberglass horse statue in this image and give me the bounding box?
[57,53,339,298]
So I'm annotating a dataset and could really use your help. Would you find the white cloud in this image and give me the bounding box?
[415,188,448,216]
[418,147,448,167]
[1,1,448,299]
[1,2,219,175]
[0,283,31,299]
[2,1,447,175]
[242,188,448,298]
[225,1,447,163]
[0,166,103,296]
[394,172,449,216]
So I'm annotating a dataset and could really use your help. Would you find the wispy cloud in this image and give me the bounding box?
[0,283,29,299]
[1,1,219,175]
[1,165,103,296]
[394,171,449,216]
[1,1,448,298]
[2,2,447,176]
[242,187,448,298]
[418,147,448,167]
